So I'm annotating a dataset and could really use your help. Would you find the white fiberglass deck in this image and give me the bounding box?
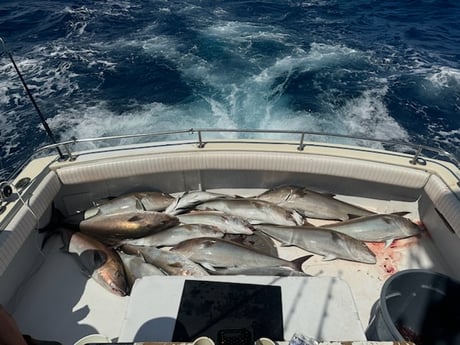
[120,275,365,342]
[8,189,449,345]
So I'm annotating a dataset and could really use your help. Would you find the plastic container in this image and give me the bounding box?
[365,269,460,345]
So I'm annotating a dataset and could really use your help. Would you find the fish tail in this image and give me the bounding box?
[38,206,68,249]
[290,254,313,271]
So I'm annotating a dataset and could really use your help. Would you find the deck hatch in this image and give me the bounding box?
[172,280,284,343]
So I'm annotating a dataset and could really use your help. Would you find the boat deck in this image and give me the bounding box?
[8,188,451,345]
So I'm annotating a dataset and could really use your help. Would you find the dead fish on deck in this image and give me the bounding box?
[195,199,305,226]
[177,211,254,235]
[62,229,128,296]
[256,185,374,221]
[171,237,311,272]
[254,224,376,264]
[121,244,209,276]
[320,212,421,247]
[67,191,175,221]
[120,224,224,247]
[93,191,174,214]
[118,251,165,287]
[165,190,236,215]
[65,211,179,246]
[206,266,311,276]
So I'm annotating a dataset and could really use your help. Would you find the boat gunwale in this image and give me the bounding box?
[30,128,459,170]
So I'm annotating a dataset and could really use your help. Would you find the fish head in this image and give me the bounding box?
[95,252,129,296]
[224,215,254,234]
[401,218,422,237]
[160,214,180,227]
[384,214,422,237]
[334,233,376,264]
[144,212,179,229]
[124,212,179,232]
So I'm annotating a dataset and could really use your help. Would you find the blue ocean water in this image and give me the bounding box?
[0,0,459,179]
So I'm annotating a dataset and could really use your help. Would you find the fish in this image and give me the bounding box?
[256,185,375,220]
[206,266,311,276]
[94,191,174,213]
[66,191,175,221]
[171,237,311,272]
[118,251,165,287]
[165,190,236,215]
[61,229,128,296]
[195,199,305,226]
[177,211,254,235]
[121,244,209,276]
[120,223,224,247]
[319,212,421,246]
[66,211,179,246]
[254,224,376,264]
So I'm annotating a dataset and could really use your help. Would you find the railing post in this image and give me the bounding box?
[410,146,423,165]
[297,133,305,151]
[197,130,205,148]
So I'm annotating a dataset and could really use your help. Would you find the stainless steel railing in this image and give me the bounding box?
[33,128,459,169]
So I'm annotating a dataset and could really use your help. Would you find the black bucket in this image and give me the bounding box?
[366,269,460,345]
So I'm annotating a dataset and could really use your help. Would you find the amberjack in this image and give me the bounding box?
[320,212,421,247]
[118,251,165,287]
[62,229,128,296]
[256,185,374,220]
[254,224,376,264]
[121,223,224,247]
[171,237,311,272]
[177,211,254,235]
[165,190,236,215]
[65,210,179,246]
[121,244,209,276]
[195,199,306,226]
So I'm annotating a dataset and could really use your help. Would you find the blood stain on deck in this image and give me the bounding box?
[367,236,420,280]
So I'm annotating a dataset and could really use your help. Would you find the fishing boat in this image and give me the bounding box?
[1,35,459,345]
[1,126,459,345]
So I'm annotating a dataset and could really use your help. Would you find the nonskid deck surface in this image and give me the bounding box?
[11,188,448,345]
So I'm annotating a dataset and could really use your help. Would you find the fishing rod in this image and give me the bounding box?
[0,38,64,159]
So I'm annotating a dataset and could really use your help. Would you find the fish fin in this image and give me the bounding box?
[58,228,76,252]
[200,262,217,272]
[164,195,182,214]
[391,211,411,217]
[346,213,366,220]
[384,239,394,248]
[127,215,143,222]
[322,254,338,261]
[283,190,293,202]
[78,249,108,274]
[300,217,314,226]
[135,198,146,211]
[39,206,74,249]
[61,211,87,225]
[290,255,313,271]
